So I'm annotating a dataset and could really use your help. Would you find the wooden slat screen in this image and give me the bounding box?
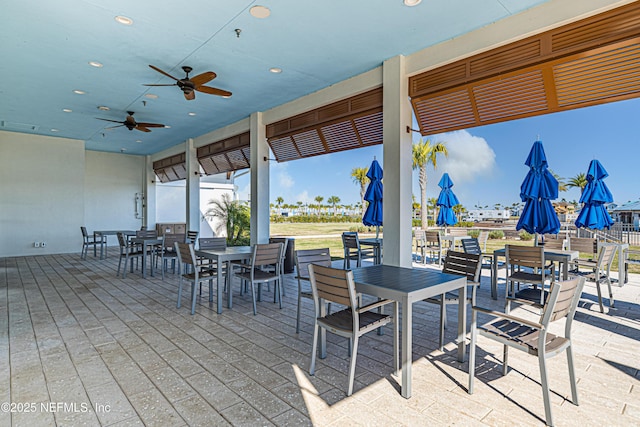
[153,153,187,183]
[197,132,250,176]
[410,2,640,135]
[266,87,383,162]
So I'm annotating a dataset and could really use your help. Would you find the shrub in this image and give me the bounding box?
[488,230,504,239]
[519,231,534,241]
[467,229,480,238]
[455,221,475,228]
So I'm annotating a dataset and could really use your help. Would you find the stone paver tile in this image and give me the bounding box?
[86,380,137,426]
[172,394,231,426]
[219,401,275,427]
[127,385,185,427]
[147,366,196,403]
[185,371,243,412]
[270,408,313,427]
[227,376,291,419]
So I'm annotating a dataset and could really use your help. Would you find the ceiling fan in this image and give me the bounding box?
[144,65,232,100]
[96,111,165,132]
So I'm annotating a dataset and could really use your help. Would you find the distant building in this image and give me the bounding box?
[612,200,640,231]
[465,209,511,222]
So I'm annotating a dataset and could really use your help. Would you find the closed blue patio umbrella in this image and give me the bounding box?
[516,140,561,237]
[363,159,383,238]
[575,159,614,230]
[436,173,459,227]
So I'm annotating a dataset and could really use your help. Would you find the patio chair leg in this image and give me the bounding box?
[439,296,446,351]
[190,282,197,315]
[502,345,509,376]
[566,344,579,405]
[468,310,478,394]
[606,278,615,308]
[250,283,257,315]
[595,280,605,313]
[310,323,319,376]
[539,355,553,426]
[347,336,359,396]
[177,278,183,308]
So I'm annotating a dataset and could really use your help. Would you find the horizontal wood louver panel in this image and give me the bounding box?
[153,153,186,183]
[554,41,640,106]
[353,111,383,145]
[293,130,325,157]
[266,88,382,162]
[269,136,299,162]
[409,3,640,136]
[473,70,548,122]
[197,132,250,176]
[412,89,476,134]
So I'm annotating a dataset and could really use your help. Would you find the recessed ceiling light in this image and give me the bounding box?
[97,106,110,111]
[164,125,171,128]
[62,108,72,113]
[269,67,282,74]
[73,89,86,95]
[222,95,232,99]
[51,129,59,132]
[136,140,142,143]
[144,93,158,99]
[114,15,133,25]
[188,112,197,116]
[120,148,127,152]
[88,61,103,68]
[403,0,422,6]
[250,5,271,18]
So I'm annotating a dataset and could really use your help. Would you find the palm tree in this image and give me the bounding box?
[567,172,588,193]
[550,170,567,192]
[351,167,369,218]
[275,196,284,215]
[314,196,324,215]
[412,138,448,229]
[327,196,340,215]
[205,194,250,245]
[427,197,438,224]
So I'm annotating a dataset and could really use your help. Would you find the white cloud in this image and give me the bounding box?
[295,190,313,204]
[434,130,496,183]
[272,162,294,189]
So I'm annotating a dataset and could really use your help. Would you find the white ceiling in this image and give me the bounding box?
[1,0,551,155]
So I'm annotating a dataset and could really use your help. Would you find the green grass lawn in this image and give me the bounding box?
[271,222,640,273]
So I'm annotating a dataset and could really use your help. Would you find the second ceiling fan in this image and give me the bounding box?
[145,65,232,100]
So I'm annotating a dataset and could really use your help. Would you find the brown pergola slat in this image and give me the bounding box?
[410,3,640,136]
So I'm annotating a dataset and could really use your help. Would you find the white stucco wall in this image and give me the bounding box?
[0,131,145,257]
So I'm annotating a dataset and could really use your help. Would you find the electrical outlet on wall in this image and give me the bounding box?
[34,242,40,247]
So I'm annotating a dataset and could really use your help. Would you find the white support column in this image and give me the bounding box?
[250,111,270,245]
[144,155,157,231]
[185,138,200,235]
[382,55,413,268]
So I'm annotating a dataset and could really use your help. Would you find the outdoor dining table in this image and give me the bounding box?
[195,246,253,314]
[490,247,579,299]
[349,265,467,399]
[359,237,383,264]
[94,229,136,259]
[130,236,164,279]
[440,234,470,250]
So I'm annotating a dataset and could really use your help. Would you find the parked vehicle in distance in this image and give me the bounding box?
[465,209,511,222]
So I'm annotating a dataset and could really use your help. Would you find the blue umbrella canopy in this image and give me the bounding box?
[575,159,614,230]
[516,140,561,235]
[363,159,383,228]
[436,172,459,226]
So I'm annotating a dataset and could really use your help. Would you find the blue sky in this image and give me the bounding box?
[236,97,640,209]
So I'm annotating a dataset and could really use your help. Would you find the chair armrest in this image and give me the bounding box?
[472,305,542,329]
[358,299,394,313]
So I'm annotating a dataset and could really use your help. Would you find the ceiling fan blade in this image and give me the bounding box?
[184,91,196,101]
[96,118,124,124]
[136,122,165,128]
[196,85,232,97]
[143,83,177,87]
[149,65,179,81]
[135,125,152,132]
[104,124,125,129]
[190,71,216,86]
